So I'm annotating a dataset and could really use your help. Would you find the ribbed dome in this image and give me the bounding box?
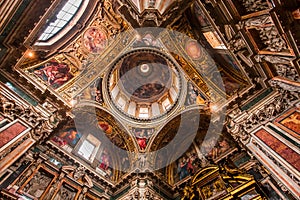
[118,52,172,102]
[108,49,181,120]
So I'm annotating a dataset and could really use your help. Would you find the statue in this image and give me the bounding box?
[138,154,147,168]
[258,26,288,52]
[201,185,212,199]
[181,185,195,200]
[242,0,269,12]
[78,187,88,200]
[43,173,65,200]
[254,55,294,64]
[17,158,42,187]
[73,165,86,180]
[228,37,246,52]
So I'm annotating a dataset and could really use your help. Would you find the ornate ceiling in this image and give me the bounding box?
[0,0,300,199]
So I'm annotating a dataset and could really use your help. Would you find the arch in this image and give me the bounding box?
[148,107,211,178]
[37,0,83,42]
[32,0,99,51]
[51,103,138,182]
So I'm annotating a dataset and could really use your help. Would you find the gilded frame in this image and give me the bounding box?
[273,108,300,141]
[18,164,58,200]
[0,119,31,153]
[51,178,81,200]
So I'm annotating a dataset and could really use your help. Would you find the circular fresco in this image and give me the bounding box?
[118,52,172,102]
[83,27,107,54]
[185,40,202,60]
[107,49,182,120]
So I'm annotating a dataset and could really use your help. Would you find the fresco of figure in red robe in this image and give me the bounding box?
[32,60,73,89]
[83,27,107,54]
[98,121,112,134]
[132,128,154,150]
[99,149,110,171]
[98,148,113,179]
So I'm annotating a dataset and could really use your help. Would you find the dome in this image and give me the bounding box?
[107,49,181,120]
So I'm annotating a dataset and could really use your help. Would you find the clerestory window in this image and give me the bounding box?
[38,0,82,42]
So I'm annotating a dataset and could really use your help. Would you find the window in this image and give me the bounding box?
[78,140,95,160]
[139,107,149,118]
[77,134,101,162]
[203,31,227,50]
[0,120,10,129]
[162,98,171,111]
[38,0,83,41]
[117,97,127,110]
[4,82,38,106]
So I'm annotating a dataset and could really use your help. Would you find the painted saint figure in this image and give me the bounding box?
[99,149,110,171]
[33,60,73,89]
[136,129,148,150]
[83,27,107,54]
[52,128,82,148]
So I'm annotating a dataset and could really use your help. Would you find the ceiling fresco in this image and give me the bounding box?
[0,0,300,199]
[9,0,253,184]
[108,49,182,120]
[117,52,172,100]
[49,106,136,182]
[82,27,108,54]
[22,54,81,93]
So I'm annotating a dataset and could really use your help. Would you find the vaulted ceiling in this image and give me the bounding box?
[0,0,300,199]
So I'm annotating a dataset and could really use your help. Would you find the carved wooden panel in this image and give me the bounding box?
[52,179,81,200]
[19,165,57,200]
